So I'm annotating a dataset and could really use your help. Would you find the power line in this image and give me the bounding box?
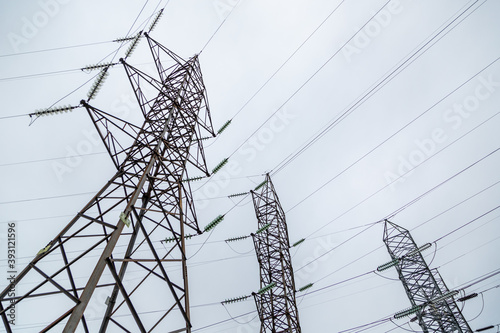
[435,205,500,243]
[282,37,499,215]
[186,140,500,288]
[166,136,500,282]
[0,68,82,82]
[293,176,500,285]
[194,0,392,193]
[228,0,347,120]
[270,0,486,177]
[13,2,162,126]
[192,310,258,332]
[0,40,113,59]
[338,268,500,333]
[200,0,242,53]
[225,0,393,161]
[438,230,500,268]
[0,151,108,167]
[196,0,485,200]
[290,118,500,241]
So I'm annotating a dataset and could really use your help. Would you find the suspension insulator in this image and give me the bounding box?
[113,36,135,43]
[182,176,204,183]
[457,293,478,302]
[377,258,399,272]
[81,62,115,72]
[221,295,250,304]
[405,243,432,257]
[217,119,232,134]
[225,235,250,242]
[87,67,110,100]
[148,9,164,32]
[257,282,276,294]
[255,223,271,235]
[254,180,267,191]
[292,238,305,247]
[394,305,422,319]
[228,192,248,198]
[204,215,225,232]
[211,158,228,175]
[297,283,313,292]
[125,32,142,58]
[31,105,78,117]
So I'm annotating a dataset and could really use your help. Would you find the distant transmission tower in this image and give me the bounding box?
[382,220,472,333]
[0,33,214,332]
[251,174,301,333]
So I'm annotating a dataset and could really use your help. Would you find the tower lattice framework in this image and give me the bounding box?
[251,174,301,333]
[383,220,472,333]
[0,33,214,333]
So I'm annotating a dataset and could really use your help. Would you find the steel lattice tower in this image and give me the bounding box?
[383,220,472,333]
[0,33,214,332]
[251,174,301,333]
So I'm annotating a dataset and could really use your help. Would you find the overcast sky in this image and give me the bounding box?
[1,0,499,332]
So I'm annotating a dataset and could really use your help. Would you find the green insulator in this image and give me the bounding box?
[31,105,77,117]
[225,235,250,242]
[211,158,228,175]
[217,119,232,134]
[87,67,110,100]
[405,243,432,258]
[81,62,115,72]
[165,234,195,243]
[292,238,305,247]
[377,258,399,272]
[148,9,164,32]
[204,214,225,232]
[256,223,271,235]
[221,295,250,304]
[257,282,276,294]
[297,283,313,292]
[125,32,142,58]
[431,290,459,304]
[394,305,421,319]
[182,176,204,183]
[254,180,267,191]
[113,36,135,43]
[228,192,248,198]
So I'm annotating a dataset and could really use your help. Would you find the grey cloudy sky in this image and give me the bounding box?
[1,0,499,332]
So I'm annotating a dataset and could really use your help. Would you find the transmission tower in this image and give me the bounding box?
[0,33,214,332]
[382,220,472,333]
[251,174,301,333]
